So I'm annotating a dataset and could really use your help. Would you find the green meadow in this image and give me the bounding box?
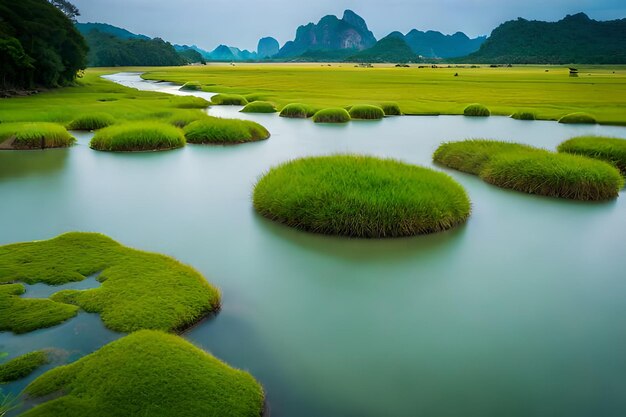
[142,64,626,125]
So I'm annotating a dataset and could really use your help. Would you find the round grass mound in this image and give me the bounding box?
[211,94,249,106]
[279,103,315,119]
[66,113,115,131]
[253,155,471,238]
[464,103,491,117]
[22,331,265,417]
[0,123,75,150]
[241,101,277,113]
[434,140,623,201]
[558,112,597,124]
[184,117,270,144]
[90,122,185,152]
[179,81,202,91]
[312,108,351,123]
[349,105,385,120]
[0,351,48,383]
[380,102,402,116]
[558,136,626,174]
[511,111,537,121]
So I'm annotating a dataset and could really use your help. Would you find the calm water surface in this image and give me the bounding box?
[1,73,626,416]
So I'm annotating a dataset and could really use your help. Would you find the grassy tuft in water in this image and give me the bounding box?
[279,103,315,118]
[380,102,402,116]
[0,232,220,333]
[253,155,471,238]
[0,351,48,383]
[464,103,491,117]
[0,123,75,150]
[179,81,202,91]
[434,140,623,200]
[312,108,351,123]
[211,94,249,106]
[558,112,597,124]
[558,136,626,174]
[0,284,78,334]
[184,118,270,144]
[166,112,206,128]
[66,113,115,131]
[90,122,185,152]
[241,101,277,113]
[348,105,385,120]
[511,111,537,120]
[22,330,264,417]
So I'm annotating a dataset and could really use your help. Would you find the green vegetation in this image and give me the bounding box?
[434,140,624,200]
[166,112,205,128]
[253,155,471,238]
[558,136,626,174]
[348,105,385,120]
[380,102,402,116]
[0,0,87,90]
[464,103,491,117]
[0,351,48,383]
[0,232,220,333]
[184,118,270,144]
[241,101,277,113]
[312,108,351,123]
[347,36,417,63]
[66,113,115,131]
[279,103,315,118]
[211,94,249,106]
[180,81,202,91]
[142,65,626,125]
[0,123,75,150]
[558,112,597,124]
[0,284,78,334]
[22,331,264,417]
[90,122,186,152]
[511,111,537,120]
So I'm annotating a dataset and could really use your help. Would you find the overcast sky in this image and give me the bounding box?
[72,0,625,51]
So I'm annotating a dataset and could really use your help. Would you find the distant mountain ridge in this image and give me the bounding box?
[75,22,149,40]
[387,30,486,58]
[348,36,418,63]
[463,13,626,64]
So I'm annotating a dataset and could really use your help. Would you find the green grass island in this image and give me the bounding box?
[0,351,49,384]
[558,136,626,174]
[0,123,75,150]
[184,118,270,144]
[253,155,471,238]
[89,122,186,152]
[434,140,624,200]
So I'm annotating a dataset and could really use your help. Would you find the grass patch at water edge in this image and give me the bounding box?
[179,81,202,91]
[464,103,491,117]
[0,123,75,150]
[312,108,351,123]
[66,113,115,131]
[184,118,270,144]
[558,136,626,174]
[211,94,248,106]
[90,122,185,152]
[0,351,48,383]
[349,105,385,120]
[434,139,623,200]
[241,101,277,113]
[511,111,537,120]
[380,102,402,116]
[558,112,597,124]
[0,232,220,333]
[279,103,316,118]
[22,330,264,417]
[253,155,471,238]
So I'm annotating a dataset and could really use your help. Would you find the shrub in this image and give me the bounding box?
[464,103,490,117]
[22,331,265,417]
[558,112,597,124]
[558,136,626,174]
[66,113,115,130]
[253,155,471,238]
[380,102,402,116]
[312,108,351,123]
[240,101,277,113]
[511,111,537,120]
[184,118,270,144]
[0,351,48,383]
[279,103,315,118]
[90,122,185,152]
[348,105,385,120]
[211,94,248,106]
[0,123,75,150]
[179,81,202,91]
[434,140,623,201]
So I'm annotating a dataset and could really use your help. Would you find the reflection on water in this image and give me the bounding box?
[0,73,625,417]
[0,149,70,181]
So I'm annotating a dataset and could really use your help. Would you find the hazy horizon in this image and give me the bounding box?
[72,0,625,52]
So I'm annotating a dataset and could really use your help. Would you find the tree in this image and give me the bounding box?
[48,0,80,22]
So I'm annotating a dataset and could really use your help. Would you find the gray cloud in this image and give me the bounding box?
[72,0,625,51]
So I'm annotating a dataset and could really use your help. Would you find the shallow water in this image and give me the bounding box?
[1,73,626,416]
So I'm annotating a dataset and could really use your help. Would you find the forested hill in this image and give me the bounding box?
[463,13,626,64]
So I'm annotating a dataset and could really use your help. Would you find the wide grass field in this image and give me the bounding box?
[142,63,626,125]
